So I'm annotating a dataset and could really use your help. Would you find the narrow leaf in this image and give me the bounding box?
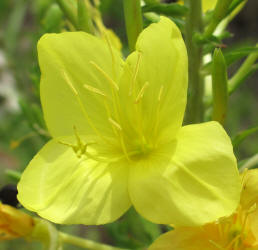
[232,126,258,148]
[142,3,188,17]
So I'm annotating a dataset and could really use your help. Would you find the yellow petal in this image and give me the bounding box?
[38,32,124,139]
[17,139,131,225]
[149,226,219,250]
[241,170,258,245]
[119,17,188,145]
[129,122,241,226]
[0,204,34,240]
[105,29,122,52]
[241,169,258,210]
[178,0,217,12]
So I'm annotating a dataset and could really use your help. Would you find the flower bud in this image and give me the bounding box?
[0,203,34,240]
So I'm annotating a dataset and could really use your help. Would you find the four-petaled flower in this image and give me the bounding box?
[18,17,240,226]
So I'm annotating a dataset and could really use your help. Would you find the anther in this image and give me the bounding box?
[108,117,122,131]
[83,84,107,97]
[135,81,149,104]
[90,61,119,91]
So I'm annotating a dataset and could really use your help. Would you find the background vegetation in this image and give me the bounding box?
[0,0,257,249]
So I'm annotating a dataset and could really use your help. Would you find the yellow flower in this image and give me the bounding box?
[178,0,217,12]
[17,17,240,226]
[149,169,258,250]
[0,203,34,240]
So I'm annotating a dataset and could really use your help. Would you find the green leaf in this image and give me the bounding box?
[5,170,22,182]
[232,126,258,148]
[124,0,143,52]
[202,46,258,74]
[142,3,188,17]
[4,0,27,55]
[225,47,258,66]
[228,64,258,95]
[19,99,49,139]
[105,208,161,249]
[228,0,246,15]
[239,154,258,172]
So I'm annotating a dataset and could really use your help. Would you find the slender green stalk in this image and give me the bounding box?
[60,232,125,250]
[56,0,78,28]
[184,0,204,123]
[204,0,233,37]
[228,50,258,95]
[77,0,94,33]
[123,0,143,52]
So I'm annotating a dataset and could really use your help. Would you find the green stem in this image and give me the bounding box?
[60,232,125,250]
[228,50,258,94]
[77,0,94,33]
[56,0,78,28]
[204,0,233,37]
[184,0,204,123]
[123,0,143,52]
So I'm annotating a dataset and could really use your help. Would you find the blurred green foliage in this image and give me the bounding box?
[0,0,257,249]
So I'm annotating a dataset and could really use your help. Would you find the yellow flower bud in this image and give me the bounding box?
[0,203,34,240]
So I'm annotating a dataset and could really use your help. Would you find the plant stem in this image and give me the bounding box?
[228,49,258,95]
[77,0,94,34]
[56,0,78,29]
[123,0,143,52]
[204,0,233,37]
[60,232,125,250]
[184,0,204,123]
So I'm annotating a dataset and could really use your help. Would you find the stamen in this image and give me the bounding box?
[130,52,142,96]
[108,117,122,131]
[241,203,256,235]
[102,31,117,79]
[158,85,164,102]
[209,240,224,249]
[90,61,119,91]
[135,81,149,104]
[225,234,241,249]
[83,83,107,97]
[63,72,78,95]
[153,84,164,144]
[62,71,107,142]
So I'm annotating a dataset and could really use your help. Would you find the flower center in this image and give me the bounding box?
[209,206,256,249]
